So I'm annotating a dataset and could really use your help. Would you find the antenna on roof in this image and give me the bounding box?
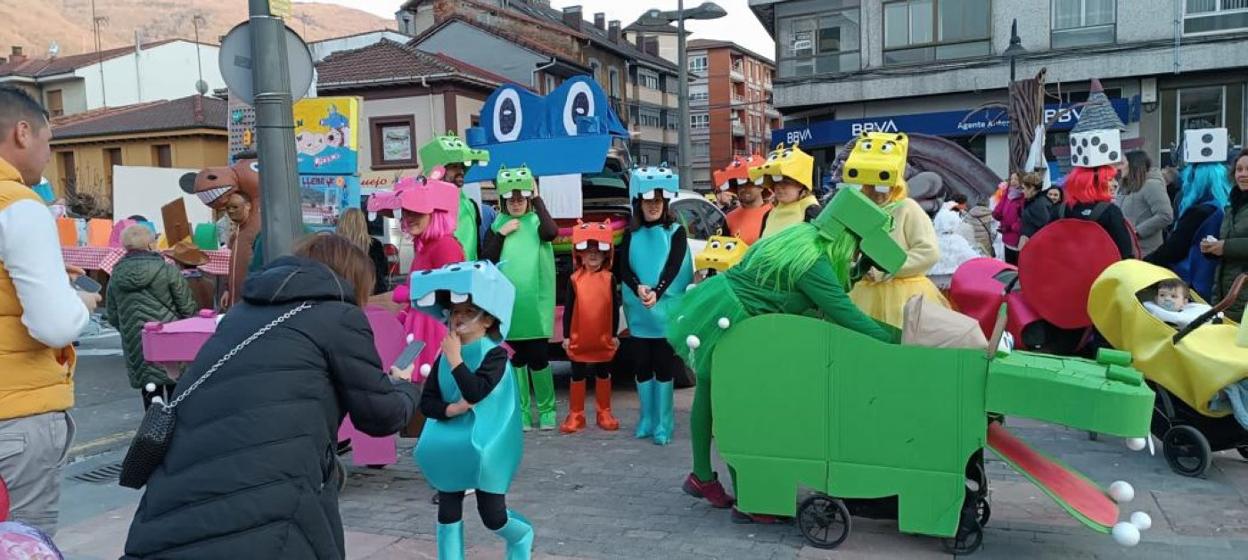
[48,41,60,58]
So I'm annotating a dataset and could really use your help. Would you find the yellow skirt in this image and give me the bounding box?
[850,275,949,327]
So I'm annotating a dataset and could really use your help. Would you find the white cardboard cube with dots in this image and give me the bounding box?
[1068,129,1122,168]
[1183,128,1228,164]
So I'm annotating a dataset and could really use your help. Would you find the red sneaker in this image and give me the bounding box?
[731,507,789,525]
[682,472,735,508]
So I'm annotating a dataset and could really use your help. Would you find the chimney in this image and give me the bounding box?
[562,6,583,31]
[594,13,606,30]
[644,37,659,56]
[634,33,645,48]
[608,20,621,43]
[10,46,26,64]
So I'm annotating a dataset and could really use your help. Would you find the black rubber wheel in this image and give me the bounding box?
[975,497,991,528]
[1162,425,1212,477]
[797,495,852,550]
[334,455,348,492]
[942,517,984,555]
[1237,446,1248,460]
[366,464,387,470]
[1088,431,1099,441]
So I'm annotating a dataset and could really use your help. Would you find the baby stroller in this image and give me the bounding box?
[1089,260,1248,477]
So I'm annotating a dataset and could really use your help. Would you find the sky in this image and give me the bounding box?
[302,0,775,60]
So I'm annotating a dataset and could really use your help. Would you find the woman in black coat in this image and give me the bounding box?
[123,234,419,560]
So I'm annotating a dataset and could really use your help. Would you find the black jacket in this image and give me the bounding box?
[123,257,419,560]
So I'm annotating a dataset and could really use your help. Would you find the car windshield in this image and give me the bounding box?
[672,199,725,241]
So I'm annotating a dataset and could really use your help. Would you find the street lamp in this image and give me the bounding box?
[638,2,727,191]
[1002,19,1027,83]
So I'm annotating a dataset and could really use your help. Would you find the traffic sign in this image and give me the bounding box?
[218,21,314,106]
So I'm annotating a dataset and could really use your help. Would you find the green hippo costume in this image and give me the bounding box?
[419,132,490,260]
[482,165,559,430]
[672,187,908,510]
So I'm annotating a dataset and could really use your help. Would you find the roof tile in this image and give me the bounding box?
[51,95,226,140]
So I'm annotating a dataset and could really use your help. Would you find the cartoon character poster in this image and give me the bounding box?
[299,174,360,230]
[295,97,361,176]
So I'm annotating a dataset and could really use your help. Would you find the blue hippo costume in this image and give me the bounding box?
[409,261,531,560]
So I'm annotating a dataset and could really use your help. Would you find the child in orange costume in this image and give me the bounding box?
[559,220,622,433]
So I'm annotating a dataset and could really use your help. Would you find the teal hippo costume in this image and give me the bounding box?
[671,187,907,512]
[409,261,533,559]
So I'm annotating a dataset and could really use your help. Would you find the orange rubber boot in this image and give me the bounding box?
[559,380,587,434]
[595,377,620,431]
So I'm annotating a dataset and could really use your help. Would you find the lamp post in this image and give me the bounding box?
[1002,18,1028,175]
[1003,19,1027,84]
[639,2,726,191]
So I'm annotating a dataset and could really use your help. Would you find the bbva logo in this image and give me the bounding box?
[785,128,813,144]
[850,120,899,136]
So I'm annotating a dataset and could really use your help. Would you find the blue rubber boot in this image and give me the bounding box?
[652,380,675,446]
[493,510,534,560]
[634,379,656,439]
[436,521,465,560]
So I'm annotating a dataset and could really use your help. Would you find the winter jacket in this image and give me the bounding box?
[1214,192,1248,321]
[1020,196,1056,239]
[1118,169,1175,255]
[963,205,997,257]
[992,196,1024,249]
[122,256,419,560]
[106,251,197,388]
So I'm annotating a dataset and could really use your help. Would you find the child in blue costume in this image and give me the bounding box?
[616,164,693,445]
[411,261,532,560]
[482,165,559,431]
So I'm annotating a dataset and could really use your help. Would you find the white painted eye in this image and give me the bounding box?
[249,162,260,173]
[725,242,737,252]
[860,141,873,151]
[493,88,523,143]
[710,240,721,249]
[881,142,895,153]
[563,80,595,136]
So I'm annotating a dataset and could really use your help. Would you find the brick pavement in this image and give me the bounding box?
[54,383,1248,559]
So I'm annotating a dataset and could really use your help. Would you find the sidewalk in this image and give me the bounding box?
[54,387,1248,559]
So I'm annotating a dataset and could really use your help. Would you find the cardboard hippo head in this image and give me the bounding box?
[409,260,517,338]
[571,218,615,269]
[694,235,747,273]
[179,158,261,307]
[714,155,766,192]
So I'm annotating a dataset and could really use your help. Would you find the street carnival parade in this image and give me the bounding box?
[1,1,1248,559]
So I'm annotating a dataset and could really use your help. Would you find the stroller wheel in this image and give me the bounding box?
[975,497,991,527]
[1162,425,1212,477]
[942,515,984,555]
[797,495,851,550]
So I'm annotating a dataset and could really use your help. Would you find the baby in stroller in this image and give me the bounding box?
[1142,278,1213,329]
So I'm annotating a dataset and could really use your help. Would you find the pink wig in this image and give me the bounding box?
[1064,166,1116,207]
[413,208,456,251]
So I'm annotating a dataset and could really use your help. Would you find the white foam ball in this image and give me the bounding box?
[1126,437,1147,451]
[717,317,731,329]
[1108,481,1134,503]
[1112,522,1140,546]
[686,335,701,350]
[1130,511,1152,531]
[419,364,432,376]
[145,382,157,392]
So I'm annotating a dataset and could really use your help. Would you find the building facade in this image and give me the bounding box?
[0,39,223,118]
[44,95,228,201]
[751,0,1248,182]
[687,40,782,191]
[396,0,682,169]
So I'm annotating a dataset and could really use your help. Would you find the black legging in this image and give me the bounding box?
[570,362,611,382]
[508,339,549,370]
[438,490,508,530]
[623,337,682,383]
[1004,247,1020,265]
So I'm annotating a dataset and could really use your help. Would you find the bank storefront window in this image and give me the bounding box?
[883,0,991,65]
[777,2,861,78]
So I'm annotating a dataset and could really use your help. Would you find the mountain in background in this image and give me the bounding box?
[0,0,394,58]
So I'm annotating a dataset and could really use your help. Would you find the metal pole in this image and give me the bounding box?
[677,0,691,190]
[248,0,302,262]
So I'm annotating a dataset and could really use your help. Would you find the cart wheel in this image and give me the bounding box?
[1162,425,1212,477]
[1237,446,1248,461]
[1088,431,1099,441]
[975,497,991,528]
[942,517,984,555]
[797,495,851,550]
[334,455,348,492]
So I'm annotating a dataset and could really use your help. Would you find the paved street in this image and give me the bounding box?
[52,337,1248,559]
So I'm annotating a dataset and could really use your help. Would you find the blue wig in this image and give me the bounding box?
[1177,162,1232,218]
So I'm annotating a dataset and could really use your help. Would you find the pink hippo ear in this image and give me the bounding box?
[428,167,446,182]
[576,219,585,227]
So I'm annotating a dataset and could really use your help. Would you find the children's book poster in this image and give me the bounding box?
[299,175,360,230]
[295,97,361,176]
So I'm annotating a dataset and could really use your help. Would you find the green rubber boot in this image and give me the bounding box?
[532,366,557,430]
[652,380,675,446]
[514,366,533,431]
[494,510,534,560]
[436,521,464,560]
[634,379,656,439]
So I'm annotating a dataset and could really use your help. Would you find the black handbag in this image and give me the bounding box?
[118,302,312,489]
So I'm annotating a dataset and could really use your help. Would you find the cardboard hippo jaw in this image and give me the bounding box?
[367,169,459,219]
[815,187,907,276]
[419,132,490,172]
[694,235,747,272]
[180,160,260,209]
[496,165,536,199]
[749,143,815,190]
[409,260,517,338]
[714,155,765,192]
[629,164,679,200]
[842,132,909,188]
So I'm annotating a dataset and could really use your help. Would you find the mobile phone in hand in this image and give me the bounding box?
[392,339,427,371]
[73,275,102,293]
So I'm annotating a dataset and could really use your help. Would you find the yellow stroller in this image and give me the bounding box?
[1089,260,1248,476]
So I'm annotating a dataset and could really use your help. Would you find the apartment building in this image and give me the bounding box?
[687,40,782,191]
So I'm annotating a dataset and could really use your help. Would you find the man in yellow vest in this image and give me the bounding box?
[0,87,97,535]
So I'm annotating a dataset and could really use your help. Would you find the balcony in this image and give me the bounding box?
[731,120,745,137]
[731,93,745,106]
[635,86,664,106]
[630,124,666,144]
[766,106,781,118]
[763,81,773,92]
[730,65,745,83]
